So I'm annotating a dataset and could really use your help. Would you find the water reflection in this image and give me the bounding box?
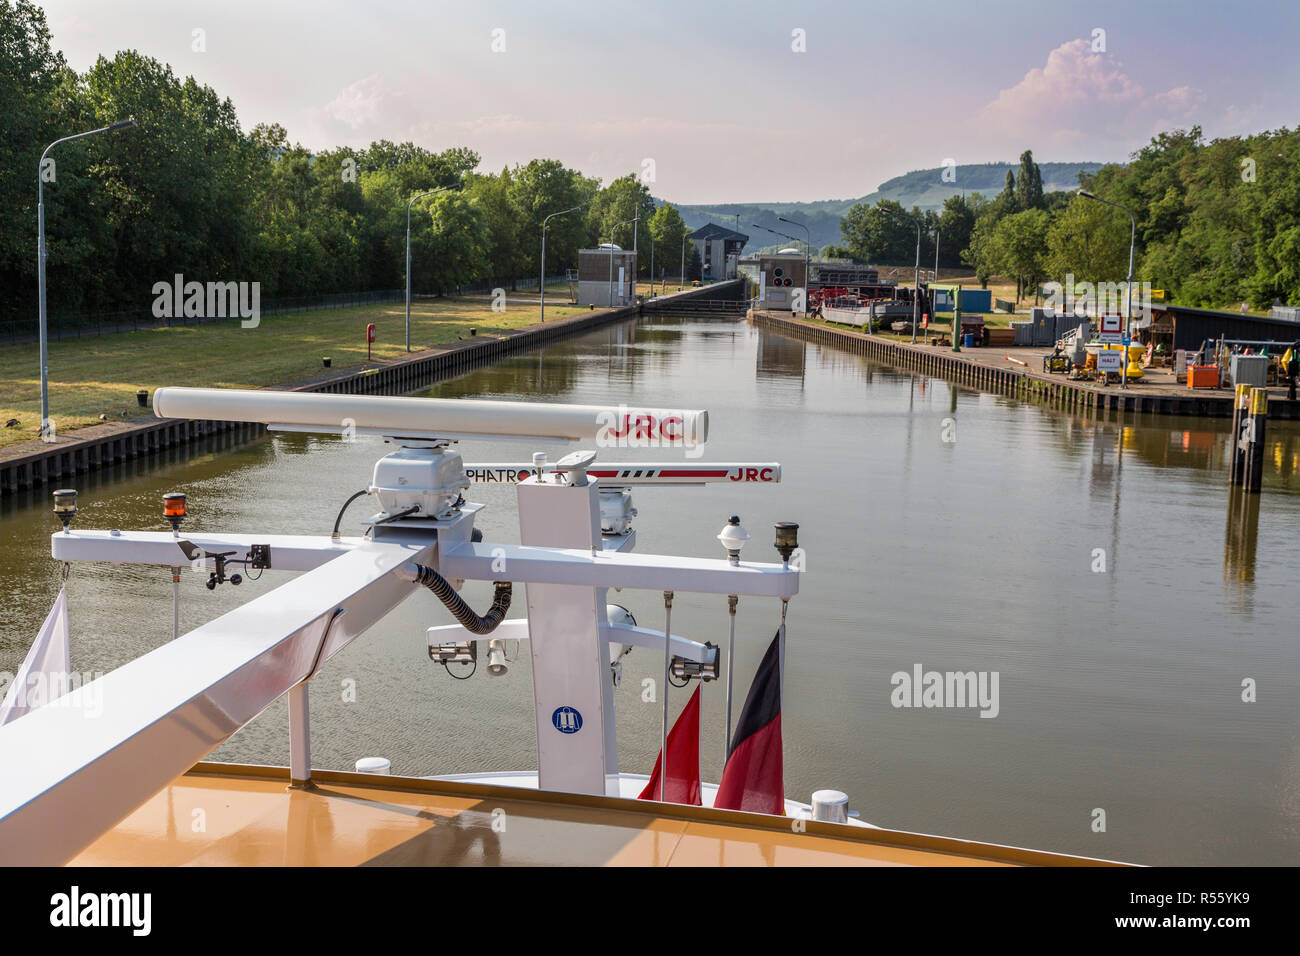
[756,329,805,384]
[1224,490,1261,594]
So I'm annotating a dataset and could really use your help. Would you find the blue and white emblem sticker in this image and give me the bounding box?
[552,706,583,734]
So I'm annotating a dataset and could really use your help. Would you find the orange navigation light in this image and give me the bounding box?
[163,492,187,533]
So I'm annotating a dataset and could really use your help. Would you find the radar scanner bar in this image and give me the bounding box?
[153,387,708,445]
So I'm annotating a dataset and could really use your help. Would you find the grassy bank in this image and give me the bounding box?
[0,290,586,450]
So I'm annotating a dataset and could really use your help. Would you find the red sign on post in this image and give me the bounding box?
[1101,314,1122,334]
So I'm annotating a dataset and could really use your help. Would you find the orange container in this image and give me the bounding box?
[1187,366,1219,389]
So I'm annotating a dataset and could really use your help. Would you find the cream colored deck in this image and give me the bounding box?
[67,763,1122,867]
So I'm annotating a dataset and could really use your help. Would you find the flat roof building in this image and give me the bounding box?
[577,245,638,308]
[688,223,748,280]
[1140,303,1300,353]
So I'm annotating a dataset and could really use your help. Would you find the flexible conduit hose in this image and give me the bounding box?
[398,562,511,635]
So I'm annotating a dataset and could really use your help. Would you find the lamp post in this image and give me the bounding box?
[681,234,689,290]
[933,226,941,285]
[929,225,941,333]
[541,204,583,322]
[606,217,638,307]
[911,220,922,343]
[406,183,460,352]
[1079,190,1137,389]
[37,117,137,442]
[778,216,811,313]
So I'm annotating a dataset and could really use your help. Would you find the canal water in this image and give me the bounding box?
[3,314,1299,865]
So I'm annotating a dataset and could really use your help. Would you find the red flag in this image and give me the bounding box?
[714,632,784,814]
[638,685,702,805]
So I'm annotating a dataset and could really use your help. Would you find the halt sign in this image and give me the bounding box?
[1101,314,1123,334]
[1097,350,1123,371]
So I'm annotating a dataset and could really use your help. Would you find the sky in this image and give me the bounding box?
[38,0,1300,204]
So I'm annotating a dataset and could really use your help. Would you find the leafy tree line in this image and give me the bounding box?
[837,135,1300,310]
[834,151,1069,300]
[0,1,689,324]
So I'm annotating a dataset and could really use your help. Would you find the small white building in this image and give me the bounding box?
[757,249,808,311]
[577,245,638,307]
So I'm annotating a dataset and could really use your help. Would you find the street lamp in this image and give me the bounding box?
[933,226,941,286]
[911,220,922,343]
[778,216,811,312]
[681,233,690,290]
[406,183,461,352]
[540,204,583,323]
[606,217,638,307]
[37,116,137,442]
[1079,190,1137,389]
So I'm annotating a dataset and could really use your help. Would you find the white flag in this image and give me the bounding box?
[0,587,71,724]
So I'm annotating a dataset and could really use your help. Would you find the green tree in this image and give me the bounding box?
[79,51,258,307]
[962,215,996,287]
[587,174,655,274]
[466,167,522,287]
[840,199,919,265]
[821,244,859,260]
[0,0,72,319]
[509,158,592,282]
[413,191,489,295]
[1015,150,1044,211]
[989,169,1019,219]
[648,203,688,282]
[937,193,985,274]
[1044,194,1131,285]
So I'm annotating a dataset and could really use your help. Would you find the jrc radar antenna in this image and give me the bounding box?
[152,387,708,446]
[154,387,710,529]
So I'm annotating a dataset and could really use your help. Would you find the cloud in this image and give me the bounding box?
[978,40,1204,152]
[324,74,389,131]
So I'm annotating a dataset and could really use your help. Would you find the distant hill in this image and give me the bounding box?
[669,161,1104,253]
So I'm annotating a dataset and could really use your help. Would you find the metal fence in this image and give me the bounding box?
[444,275,568,296]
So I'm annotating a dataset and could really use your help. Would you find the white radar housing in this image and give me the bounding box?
[369,447,469,520]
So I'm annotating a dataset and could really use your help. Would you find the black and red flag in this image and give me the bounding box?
[638,685,702,805]
[714,632,784,814]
